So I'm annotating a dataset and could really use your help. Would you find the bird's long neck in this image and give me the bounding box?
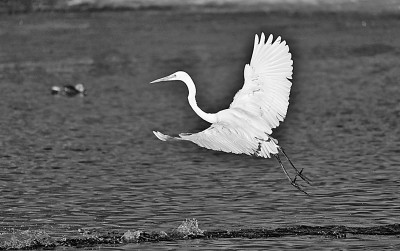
[183,76,217,124]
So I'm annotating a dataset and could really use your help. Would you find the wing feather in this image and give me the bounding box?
[153,119,280,159]
[187,124,253,154]
[229,33,293,134]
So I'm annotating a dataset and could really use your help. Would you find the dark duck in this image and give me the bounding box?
[51,83,87,97]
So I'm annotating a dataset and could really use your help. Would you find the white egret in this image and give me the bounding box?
[150,33,310,194]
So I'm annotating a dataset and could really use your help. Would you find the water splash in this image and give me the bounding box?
[0,230,53,250]
[176,218,204,237]
[1,220,400,250]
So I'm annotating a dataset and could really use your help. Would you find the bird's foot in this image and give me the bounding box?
[290,178,309,196]
[279,147,312,185]
[274,153,310,196]
[294,168,312,185]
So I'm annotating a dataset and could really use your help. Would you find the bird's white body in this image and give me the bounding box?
[152,33,292,159]
[151,33,310,193]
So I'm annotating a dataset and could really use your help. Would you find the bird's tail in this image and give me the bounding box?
[254,135,280,158]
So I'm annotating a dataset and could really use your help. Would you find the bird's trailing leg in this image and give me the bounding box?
[279,147,311,185]
[274,154,309,195]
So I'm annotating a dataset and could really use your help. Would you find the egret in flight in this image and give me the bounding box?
[150,33,311,194]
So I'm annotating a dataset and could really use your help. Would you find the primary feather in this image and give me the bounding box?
[230,33,293,134]
[153,33,293,159]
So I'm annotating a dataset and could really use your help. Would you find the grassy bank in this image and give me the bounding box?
[1,0,400,14]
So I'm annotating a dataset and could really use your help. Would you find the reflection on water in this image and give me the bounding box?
[1,10,400,250]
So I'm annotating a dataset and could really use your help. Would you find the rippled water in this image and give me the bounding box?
[1,10,400,249]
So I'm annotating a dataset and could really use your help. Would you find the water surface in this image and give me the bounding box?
[0,10,399,249]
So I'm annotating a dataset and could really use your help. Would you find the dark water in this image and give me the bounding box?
[1,10,400,249]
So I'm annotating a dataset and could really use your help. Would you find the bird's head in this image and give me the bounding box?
[150,71,189,84]
[75,83,85,93]
[51,86,61,95]
[75,83,87,96]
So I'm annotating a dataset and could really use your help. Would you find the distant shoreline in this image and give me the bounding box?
[1,0,400,14]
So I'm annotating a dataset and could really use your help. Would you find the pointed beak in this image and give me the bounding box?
[150,74,175,84]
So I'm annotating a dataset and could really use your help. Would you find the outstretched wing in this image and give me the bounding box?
[229,33,293,135]
[153,121,280,158]
[154,124,255,155]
